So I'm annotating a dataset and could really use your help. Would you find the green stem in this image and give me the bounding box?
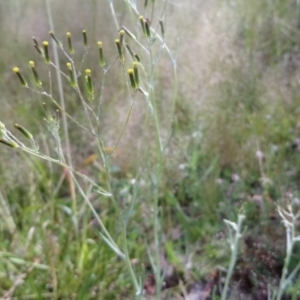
[222,215,245,300]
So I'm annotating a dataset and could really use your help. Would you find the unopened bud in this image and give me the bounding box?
[0,139,18,148]
[82,30,88,48]
[15,124,33,140]
[139,16,146,36]
[85,69,94,101]
[144,20,151,38]
[13,67,28,87]
[97,41,105,67]
[115,39,124,62]
[119,30,125,46]
[134,54,141,62]
[29,61,42,86]
[159,20,165,38]
[49,31,62,47]
[125,43,135,59]
[42,41,50,64]
[66,32,74,54]
[66,63,77,88]
[128,69,136,90]
[133,61,139,88]
[122,26,136,40]
[32,37,43,55]
[0,122,6,139]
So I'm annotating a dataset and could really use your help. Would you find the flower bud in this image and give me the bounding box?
[144,20,151,38]
[32,37,43,55]
[134,54,141,62]
[125,43,135,59]
[66,63,77,88]
[82,30,88,48]
[159,19,165,38]
[122,26,136,40]
[66,32,74,54]
[115,39,124,62]
[127,69,136,90]
[0,139,18,148]
[13,67,28,87]
[85,69,94,101]
[97,41,105,67]
[49,31,62,47]
[0,122,6,139]
[42,41,50,64]
[139,16,146,36]
[133,61,139,88]
[29,61,42,86]
[119,29,125,46]
[15,124,33,140]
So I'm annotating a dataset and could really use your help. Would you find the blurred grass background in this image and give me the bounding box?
[1,0,300,299]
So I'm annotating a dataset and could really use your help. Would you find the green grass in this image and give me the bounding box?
[1,0,300,299]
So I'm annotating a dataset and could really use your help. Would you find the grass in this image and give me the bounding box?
[1,0,300,299]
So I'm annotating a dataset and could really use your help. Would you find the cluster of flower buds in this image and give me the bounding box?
[0,120,37,149]
[0,122,18,148]
[12,13,165,96]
